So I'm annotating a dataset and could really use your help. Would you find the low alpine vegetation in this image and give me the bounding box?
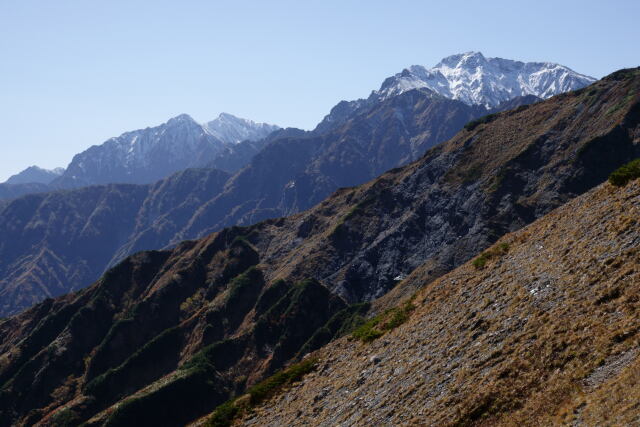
[472,242,510,269]
[608,158,640,187]
[464,112,499,131]
[205,357,319,427]
[352,297,416,343]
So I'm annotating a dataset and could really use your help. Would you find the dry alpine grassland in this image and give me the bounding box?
[240,179,640,426]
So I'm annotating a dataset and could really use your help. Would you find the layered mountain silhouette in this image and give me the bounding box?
[0,67,636,426]
[0,53,593,316]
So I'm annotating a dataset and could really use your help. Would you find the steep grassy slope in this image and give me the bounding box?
[0,69,637,426]
[244,179,640,426]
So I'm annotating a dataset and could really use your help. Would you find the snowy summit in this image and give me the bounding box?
[204,113,280,145]
[377,51,596,108]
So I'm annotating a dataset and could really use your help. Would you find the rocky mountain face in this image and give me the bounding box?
[0,87,488,316]
[176,89,488,240]
[0,68,637,426]
[52,114,279,188]
[4,166,64,185]
[245,179,640,426]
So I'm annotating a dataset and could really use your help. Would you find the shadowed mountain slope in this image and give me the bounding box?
[0,68,637,426]
[0,168,230,315]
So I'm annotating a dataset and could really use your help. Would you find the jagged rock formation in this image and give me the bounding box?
[0,68,637,426]
[203,113,280,144]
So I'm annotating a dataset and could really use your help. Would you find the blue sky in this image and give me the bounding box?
[1,0,638,181]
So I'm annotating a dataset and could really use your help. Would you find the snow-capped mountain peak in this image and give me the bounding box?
[54,113,280,187]
[377,51,596,108]
[166,113,199,126]
[203,113,280,144]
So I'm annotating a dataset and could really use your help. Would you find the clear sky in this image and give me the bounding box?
[1,0,638,181]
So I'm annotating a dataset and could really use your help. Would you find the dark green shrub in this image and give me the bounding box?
[49,408,80,426]
[248,357,318,404]
[608,158,640,187]
[473,242,510,269]
[473,254,489,269]
[352,298,416,343]
[85,325,182,400]
[464,113,499,131]
[206,400,240,427]
[298,302,370,355]
[204,357,318,427]
[352,317,384,343]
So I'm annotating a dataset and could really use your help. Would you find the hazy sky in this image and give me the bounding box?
[1,0,638,181]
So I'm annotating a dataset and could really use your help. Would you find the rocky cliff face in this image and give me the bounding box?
[0,68,637,426]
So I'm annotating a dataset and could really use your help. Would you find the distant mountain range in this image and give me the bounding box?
[0,113,279,199]
[53,113,280,188]
[0,66,636,426]
[0,53,597,317]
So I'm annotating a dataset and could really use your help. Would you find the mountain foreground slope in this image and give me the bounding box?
[242,178,640,427]
[0,68,637,426]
